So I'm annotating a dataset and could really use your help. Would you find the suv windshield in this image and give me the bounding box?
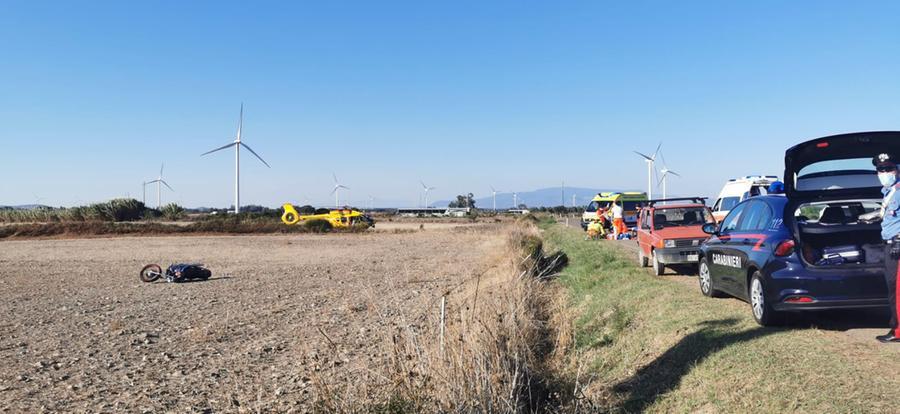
[653,207,710,228]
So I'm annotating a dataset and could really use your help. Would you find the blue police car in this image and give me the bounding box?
[698,131,897,325]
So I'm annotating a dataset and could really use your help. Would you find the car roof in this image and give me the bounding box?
[647,203,707,210]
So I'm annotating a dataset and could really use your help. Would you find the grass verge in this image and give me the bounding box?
[541,222,900,412]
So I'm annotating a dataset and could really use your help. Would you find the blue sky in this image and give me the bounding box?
[2,1,899,208]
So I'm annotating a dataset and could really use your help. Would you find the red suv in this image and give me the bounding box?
[636,198,715,275]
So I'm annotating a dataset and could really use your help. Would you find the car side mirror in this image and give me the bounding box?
[702,223,718,235]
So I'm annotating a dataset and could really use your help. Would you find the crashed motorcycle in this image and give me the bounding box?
[140,263,212,283]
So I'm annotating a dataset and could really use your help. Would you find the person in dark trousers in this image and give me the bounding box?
[875,153,900,343]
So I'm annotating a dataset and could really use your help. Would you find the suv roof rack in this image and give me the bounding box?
[643,197,708,207]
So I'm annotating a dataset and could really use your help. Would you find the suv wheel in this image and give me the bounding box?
[698,259,722,297]
[750,271,781,326]
[652,250,665,276]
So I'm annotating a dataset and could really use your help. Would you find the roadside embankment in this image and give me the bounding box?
[541,221,900,412]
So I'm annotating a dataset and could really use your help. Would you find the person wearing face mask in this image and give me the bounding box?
[875,152,900,343]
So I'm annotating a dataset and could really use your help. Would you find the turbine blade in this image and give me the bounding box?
[240,142,270,168]
[420,181,428,189]
[339,185,350,190]
[161,180,175,192]
[653,142,662,160]
[238,103,243,142]
[201,142,236,156]
[659,151,668,168]
[633,151,653,161]
[160,163,164,176]
[669,170,681,177]
[147,179,160,184]
[333,172,339,184]
[330,186,338,195]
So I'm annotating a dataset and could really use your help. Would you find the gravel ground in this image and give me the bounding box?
[0,225,503,412]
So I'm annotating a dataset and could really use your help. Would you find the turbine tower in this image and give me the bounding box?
[634,142,662,200]
[145,164,174,209]
[490,186,501,212]
[331,173,349,207]
[421,181,436,208]
[201,104,270,214]
[657,152,681,202]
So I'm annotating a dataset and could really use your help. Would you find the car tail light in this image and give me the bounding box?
[774,239,795,257]
[816,142,829,148]
[784,296,814,303]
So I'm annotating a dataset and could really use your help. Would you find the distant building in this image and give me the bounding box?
[396,207,448,217]
[445,207,471,217]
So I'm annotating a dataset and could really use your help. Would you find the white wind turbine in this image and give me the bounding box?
[201,104,270,214]
[146,163,174,209]
[490,186,501,212]
[331,173,349,207]
[657,152,681,202]
[421,181,436,207]
[634,142,662,200]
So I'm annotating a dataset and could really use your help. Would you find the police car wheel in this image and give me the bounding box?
[750,271,781,326]
[652,250,665,276]
[698,259,722,298]
[638,249,649,267]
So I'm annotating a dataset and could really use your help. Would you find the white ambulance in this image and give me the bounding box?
[711,175,779,222]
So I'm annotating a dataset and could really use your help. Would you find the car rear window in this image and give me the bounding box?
[795,200,881,223]
[796,158,879,191]
[653,207,710,228]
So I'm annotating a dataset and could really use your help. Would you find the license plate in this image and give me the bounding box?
[686,254,699,262]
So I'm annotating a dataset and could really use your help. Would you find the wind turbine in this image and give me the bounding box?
[657,152,681,202]
[634,142,662,200]
[421,181,435,208]
[572,193,577,207]
[513,192,518,209]
[201,104,270,214]
[367,195,375,211]
[146,163,174,209]
[331,173,349,207]
[490,186,501,212]
[141,181,147,206]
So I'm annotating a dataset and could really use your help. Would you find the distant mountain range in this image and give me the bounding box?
[434,187,641,209]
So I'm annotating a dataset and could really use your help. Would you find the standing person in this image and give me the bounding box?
[875,153,900,343]
[611,200,626,237]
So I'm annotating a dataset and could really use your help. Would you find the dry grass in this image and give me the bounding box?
[312,222,576,413]
[0,217,369,240]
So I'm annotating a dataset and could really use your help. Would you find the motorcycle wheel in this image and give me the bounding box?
[140,264,162,282]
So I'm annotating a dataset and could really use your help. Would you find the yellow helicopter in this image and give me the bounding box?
[281,204,375,229]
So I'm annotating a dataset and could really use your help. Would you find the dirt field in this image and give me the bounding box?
[0,224,504,412]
